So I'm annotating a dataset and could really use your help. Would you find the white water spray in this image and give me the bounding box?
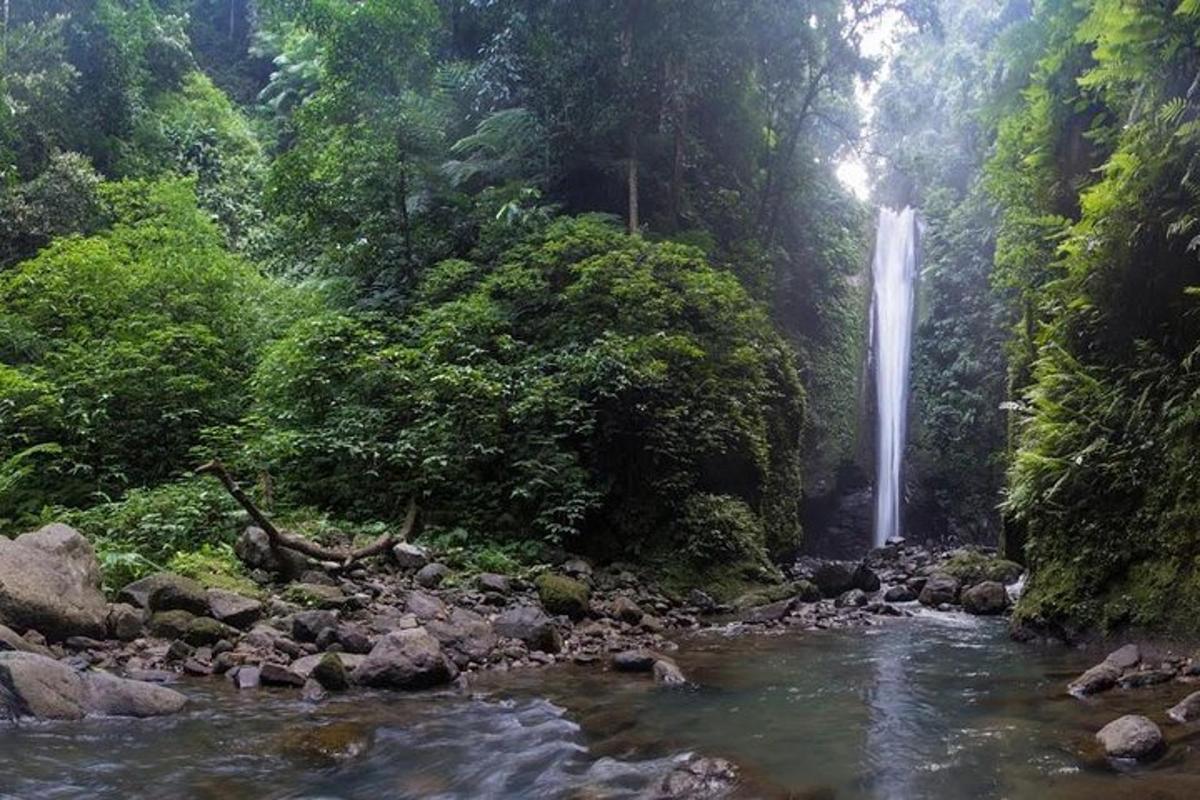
[871,206,919,548]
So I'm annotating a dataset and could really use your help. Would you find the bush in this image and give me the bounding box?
[251,216,805,562]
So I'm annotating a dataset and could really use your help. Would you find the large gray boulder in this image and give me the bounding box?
[961,582,1010,615]
[0,652,186,720]
[351,628,457,690]
[0,524,107,641]
[918,574,961,607]
[1096,715,1164,761]
[235,526,309,579]
[812,562,856,598]
[206,589,263,629]
[494,605,562,653]
[425,607,498,668]
[1168,691,1200,723]
[1068,662,1121,697]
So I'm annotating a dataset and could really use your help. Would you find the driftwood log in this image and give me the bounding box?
[197,459,417,567]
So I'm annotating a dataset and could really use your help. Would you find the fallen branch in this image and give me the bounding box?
[197,459,417,567]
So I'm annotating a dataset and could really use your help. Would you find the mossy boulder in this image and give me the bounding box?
[536,573,590,620]
[282,583,347,609]
[940,551,1022,589]
[182,616,238,647]
[147,609,196,640]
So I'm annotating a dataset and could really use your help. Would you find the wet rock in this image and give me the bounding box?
[794,580,821,603]
[166,640,194,662]
[312,652,350,691]
[961,582,1010,616]
[0,524,108,641]
[743,598,795,624]
[336,623,373,654]
[392,542,430,571]
[883,586,916,603]
[536,573,590,621]
[101,603,141,642]
[1069,662,1122,697]
[918,574,961,607]
[612,596,644,625]
[494,606,562,654]
[852,563,881,592]
[1096,715,1164,761]
[183,617,239,647]
[835,589,869,609]
[1106,644,1142,671]
[612,650,658,673]
[290,652,366,680]
[235,526,309,579]
[477,573,511,595]
[234,666,261,689]
[292,610,339,643]
[282,583,347,610]
[656,755,738,799]
[1168,691,1200,723]
[147,610,196,640]
[406,590,448,622]
[279,722,373,766]
[426,607,497,668]
[146,574,210,616]
[301,678,327,703]
[118,574,181,610]
[1119,670,1174,689]
[205,589,263,629]
[687,589,716,612]
[812,562,856,598]
[653,658,687,686]
[0,652,186,720]
[352,628,457,690]
[415,563,450,589]
[260,662,305,687]
[0,623,51,656]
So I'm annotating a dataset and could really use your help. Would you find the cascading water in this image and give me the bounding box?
[871,206,919,547]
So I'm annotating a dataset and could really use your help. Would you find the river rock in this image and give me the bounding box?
[415,563,450,589]
[0,623,51,656]
[279,722,373,766]
[0,524,108,641]
[853,563,881,592]
[961,582,1009,615]
[687,589,717,612]
[206,589,263,629]
[536,573,590,620]
[293,610,339,643]
[744,598,796,624]
[352,628,457,690]
[105,603,143,642]
[612,596,644,624]
[118,574,180,610]
[1120,669,1174,689]
[148,609,196,640]
[1096,715,1164,761]
[1105,643,1141,671]
[260,663,306,687]
[561,558,593,581]
[883,585,916,603]
[494,605,562,653]
[813,562,856,598]
[290,652,367,680]
[477,573,511,595]
[392,542,430,571]
[1168,691,1200,723]
[406,590,448,622]
[836,589,869,608]
[653,658,687,686]
[1068,662,1122,697]
[426,607,497,667]
[145,574,210,616]
[0,652,185,720]
[657,755,738,799]
[235,526,309,579]
[312,652,350,691]
[234,665,261,689]
[183,617,238,647]
[612,650,658,672]
[918,574,961,607]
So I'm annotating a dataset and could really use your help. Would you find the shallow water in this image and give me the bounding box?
[5,612,1200,799]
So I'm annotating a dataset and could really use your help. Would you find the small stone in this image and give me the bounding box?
[415,563,450,589]
[166,640,194,662]
[301,678,327,703]
[744,598,796,624]
[494,606,562,654]
[1096,715,1164,761]
[405,590,448,622]
[1119,669,1174,689]
[836,589,869,608]
[560,558,593,581]
[687,588,716,611]
[234,666,261,689]
[918,574,961,607]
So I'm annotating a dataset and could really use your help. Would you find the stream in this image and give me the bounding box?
[4,611,1200,799]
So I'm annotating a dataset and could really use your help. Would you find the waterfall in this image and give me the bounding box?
[871,206,919,548]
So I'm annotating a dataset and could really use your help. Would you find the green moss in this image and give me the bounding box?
[282,582,345,609]
[940,550,1023,587]
[535,573,590,620]
[166,544,263,599]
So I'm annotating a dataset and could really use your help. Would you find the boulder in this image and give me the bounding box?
[653,658,687,686]
[1105,643,1142,671]
[260,663,305,687]
[0,652,185,720]
[836,589,869,608]
[118,574,179,610]
[206,589,263,629]
[405,590,448,622]
[794,580,821,603]
[812,562,857,598]
[106,603,144,641]
[425,607,497,668]
[147,610,196,640]
[744,598,796,624]
[1168,691,1200,723]
[560,558,594,581]
[883,585,917,603]
[1068,662,1122,697]
[235,526,309,579]
[918,574,961,607]
[415,563,450,589]
[657,755,738,799]
[612,596,644,625]
[289,652,367,681]
[144,574,211,616]
[279,722,372,767]
[282,583,347,609]
[687,588,717,611]
[536,573,590,620]
[234,666,261,690]
[391,542,430,571]
[0,524,108,641]
[0,623,51,656]
[183,617,238,647]
[477,573,511,595]
[961,582,1010,616]
[351,628,457,690]
[494,605,562,653]
[311,652,350,691]
[852,563,881,592]
[612,650,658,673]
[1096,715,1164,761]
[292,610,339,643]
[1119,670,1174,689]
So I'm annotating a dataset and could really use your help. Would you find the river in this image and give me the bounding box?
[4,611,1200,799]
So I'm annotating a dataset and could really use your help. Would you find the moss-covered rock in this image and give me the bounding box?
[147,609,196,640]
[182,616,238,647]
[940,550,1022,589]
[282,582,346,609]
[535,573,590,620]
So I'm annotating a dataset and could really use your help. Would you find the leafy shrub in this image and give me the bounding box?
[251,216,805,562]
[167,543,261,597]
[673,493,771,568]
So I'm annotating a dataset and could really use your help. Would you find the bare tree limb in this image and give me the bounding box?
[197,459,417,568]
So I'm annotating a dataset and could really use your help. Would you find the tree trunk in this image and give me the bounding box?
[667,57,687,229]
[627,131,640,235]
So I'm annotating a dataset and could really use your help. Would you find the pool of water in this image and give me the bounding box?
[4,611,1200,799]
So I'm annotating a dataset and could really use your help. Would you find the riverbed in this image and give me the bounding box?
[4,611,1200,799]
